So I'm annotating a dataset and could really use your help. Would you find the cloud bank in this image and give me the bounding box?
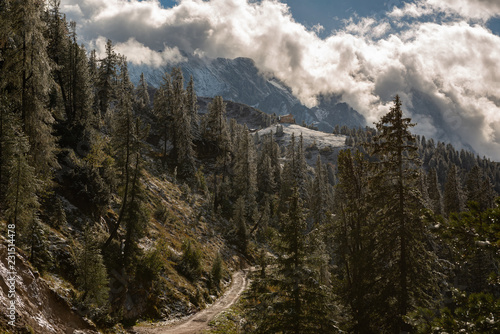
[61,0,500,160]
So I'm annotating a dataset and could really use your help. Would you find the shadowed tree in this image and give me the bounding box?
[246,189,338,334]
[369,95,440,332]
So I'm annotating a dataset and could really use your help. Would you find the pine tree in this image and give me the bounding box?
[246,189,338,333]
[465,165,481,205]
[88,49,100,118]
[369,95,439,332]
[76,225,110,308]
[311,155,329,226]
[122,137,149,272]
[233,125,257,196]
[2,0,59,181]
[71,33,94,128]
[46,10,95,141]
[280,133,307,204]
[333,149,377,333]
[281,133,297,202]
[444,164,463,216]
[464,164,495,211]
[185,75,200,140]
[134,72,150,117]
[233,196,248,255]
[233,125,257,223]
[26,215,52,271]
[210,251,224,291]
[3,112,41,237]
[428,167,443,215]
[257,132,280,197]
[97,39,117,119]
[478,177,495,211]
[153,71,172,160]
[168,68,183,162]
[171,68,196,181]
[104,59,149,251]
[257,153,275,197]
[204,96,231,208]
[295,134,307,196]
[45,0,70,121]
[203,95,231,155]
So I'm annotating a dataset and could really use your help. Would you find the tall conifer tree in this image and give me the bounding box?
[246,189,338,333]
[2,0,58,181]
[171,68,196,181]
[428,167,443,215]
[134,72,150,117]
[333,149,377,333]
[369,95,439,332]
[97,39,117,119]
[444,164,463,216]
[153,71,172,160]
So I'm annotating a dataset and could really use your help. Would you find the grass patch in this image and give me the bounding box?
[203,299,246,334]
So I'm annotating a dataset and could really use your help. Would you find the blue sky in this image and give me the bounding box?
[158,0,397,34]
[158,0,500,36]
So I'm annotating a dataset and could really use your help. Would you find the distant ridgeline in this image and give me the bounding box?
[341,125,500,207]
[0,1,499,333]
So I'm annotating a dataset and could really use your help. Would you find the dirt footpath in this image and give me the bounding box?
[132,269,249,334]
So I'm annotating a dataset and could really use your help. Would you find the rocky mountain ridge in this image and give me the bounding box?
[129,53,366,133]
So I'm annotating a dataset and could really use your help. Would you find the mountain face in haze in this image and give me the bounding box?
[129,54,476,154]
[129,53,366,132]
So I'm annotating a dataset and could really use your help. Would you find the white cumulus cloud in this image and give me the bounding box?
[390,0,500,21]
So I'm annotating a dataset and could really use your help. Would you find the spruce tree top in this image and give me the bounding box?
[372,95,419,165]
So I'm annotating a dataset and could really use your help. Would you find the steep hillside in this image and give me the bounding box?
[0,158,246,333]
[197,97,276,130]
[0,240,97,334]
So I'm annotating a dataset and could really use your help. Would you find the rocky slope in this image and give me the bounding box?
[257,123,347,167]
[129,54,366,132]
[0,239,97,334]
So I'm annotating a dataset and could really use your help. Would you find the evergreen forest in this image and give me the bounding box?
[0,1,499,333]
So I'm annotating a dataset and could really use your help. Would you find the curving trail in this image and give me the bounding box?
[132,269,249,334]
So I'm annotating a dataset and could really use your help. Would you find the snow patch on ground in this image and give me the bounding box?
[257,124,346,150]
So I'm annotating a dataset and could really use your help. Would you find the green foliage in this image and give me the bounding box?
[232,196,249,255]
[427,167,443,215]
[195,166,208,194]
[444,164,463,216]
[49,196,67,229]
[177,240,203,282]
[26,217,53,272]
[367,95,440,332]
[67,157,112,220]
[136,240,169,282]
[210,252,224,291]
[97,39,118,118]
[3,113,41,235]
[246,189,339,334]
[2,0,59,181]
[206,306,245,334]
[76,225,110,310]
[437,200,500,293]
[411,291,500,333]
[333,149,379,333]
[203,95,230,151]
[122,176,149,272]
[134,73,151,116]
